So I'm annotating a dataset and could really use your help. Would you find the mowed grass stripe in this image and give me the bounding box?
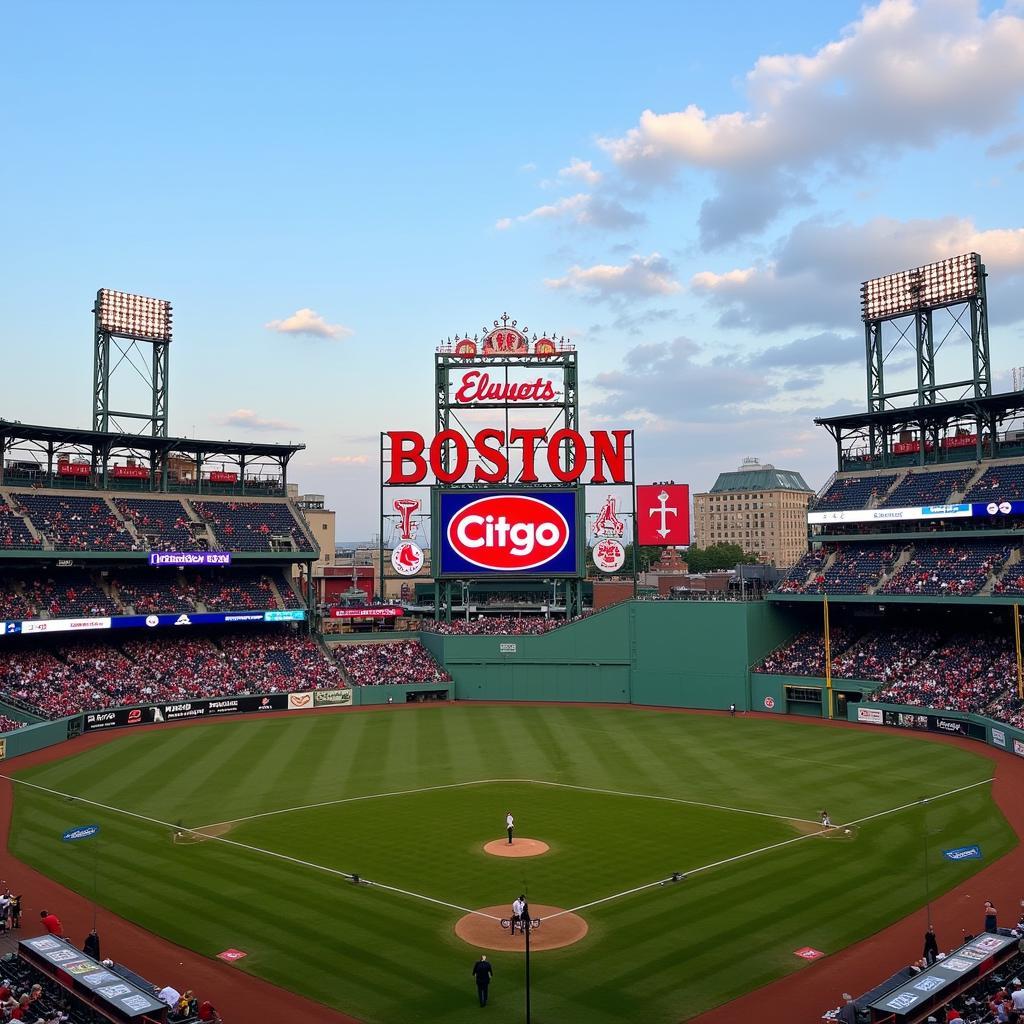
[9,708,1016,1024]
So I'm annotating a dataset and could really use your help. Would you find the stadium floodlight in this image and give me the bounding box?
[860,252,981,322]
[95,288,173,342]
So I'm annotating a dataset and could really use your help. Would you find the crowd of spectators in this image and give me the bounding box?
[775,549,829,593]
[758,628,855,677]
[190,571,281,611]
[0,715,27,733]
[0,629,338,718]
[877,467,974,507]
[113,498,199,552]
[219,632,337,691]
[796,544,899,595]
[0,501,41,551]
[0,581,33,622]
[19,574,114,619]
[966,462,1024,501]
[13,495,135,552]
[881,541,1011,596]
[871,631,1016,712]
[113,571,195,613]
[192,501,313,553]
[758,625,1022,724]
[0,570,299,620]
[994,564,1024,595]
[333,640,451,686]
[811,474,896,511]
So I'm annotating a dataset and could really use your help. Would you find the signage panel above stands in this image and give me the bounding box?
[808,501,1024,526]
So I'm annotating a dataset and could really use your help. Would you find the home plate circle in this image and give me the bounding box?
[455,905,588,951]
[483,838,549,858]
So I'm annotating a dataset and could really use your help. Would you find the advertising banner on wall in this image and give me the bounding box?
[1,609,305,637]
[312,689,354,707]
[82,693,289,732]
[437,490,580,576]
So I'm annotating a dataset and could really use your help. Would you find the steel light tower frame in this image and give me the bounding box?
[860,253,990,464]
[92,288,173,438]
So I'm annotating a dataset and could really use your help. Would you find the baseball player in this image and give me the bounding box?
[510,895,524,936]
[506,811,514,845]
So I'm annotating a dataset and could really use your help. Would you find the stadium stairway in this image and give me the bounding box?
[982,546,1022,595]
[872,545,913,593]
[953,464,989,502]
[267,575,287,609]
[868,473,899,507]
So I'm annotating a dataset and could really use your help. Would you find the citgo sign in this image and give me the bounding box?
[438,490,578,576]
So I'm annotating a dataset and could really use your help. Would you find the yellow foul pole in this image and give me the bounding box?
[824,594,833,719]
[1015,604,1023,702]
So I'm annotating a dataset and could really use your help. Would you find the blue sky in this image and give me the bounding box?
[3,0,1023,538]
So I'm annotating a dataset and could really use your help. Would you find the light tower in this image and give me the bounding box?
[92,288,173,437]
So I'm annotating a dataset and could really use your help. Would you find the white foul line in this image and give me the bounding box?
[195,776,821,831]
[542,776,995,921]
[0,774,501,922]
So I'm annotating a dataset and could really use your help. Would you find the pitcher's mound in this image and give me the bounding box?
[483,838,549,858]
[455,905,588,951]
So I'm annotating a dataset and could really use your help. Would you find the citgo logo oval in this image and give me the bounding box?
[447,495,570,571]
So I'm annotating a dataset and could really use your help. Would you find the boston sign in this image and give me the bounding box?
[386,428,630,485]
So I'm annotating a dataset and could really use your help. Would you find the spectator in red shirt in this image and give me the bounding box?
[39,910,62,936]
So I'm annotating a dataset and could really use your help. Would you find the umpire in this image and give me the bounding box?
[472,954,493,1006]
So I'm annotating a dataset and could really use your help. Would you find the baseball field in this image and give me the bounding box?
[6,704,1015,1023]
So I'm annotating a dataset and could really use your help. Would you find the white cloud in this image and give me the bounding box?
[692,215,1024,331]
[329,455,370,465]
[558,157,602,185]
[546,253,681,299]
[265,308,354,340]
[220,409,299,432]
[496,193,643,231]
[598,0,1024,244]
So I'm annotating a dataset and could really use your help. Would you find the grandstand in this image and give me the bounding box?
[0,417,326,723]
[765,252,1024,733]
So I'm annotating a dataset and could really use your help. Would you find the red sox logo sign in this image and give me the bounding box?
[447,495,569,571]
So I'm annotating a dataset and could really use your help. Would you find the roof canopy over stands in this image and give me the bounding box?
[815,390,1024,472]
[0,419,304,496]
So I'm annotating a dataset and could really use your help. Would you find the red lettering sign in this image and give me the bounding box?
[453,370,557,404]
[209,471,238,483]
[385,429,631,486]
[57,461,91,477]
[637,484,690,546]
[111,465,149,479]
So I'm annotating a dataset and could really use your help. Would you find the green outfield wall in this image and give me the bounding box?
[421,600,803,709]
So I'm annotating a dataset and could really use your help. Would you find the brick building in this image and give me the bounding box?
[692,457,812,568]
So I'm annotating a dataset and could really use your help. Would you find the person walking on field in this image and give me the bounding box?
[510,895,524,936]
[923,925,939,965]
[472,954,493,1006]
[821,809,832,829]
[506,811,514,846]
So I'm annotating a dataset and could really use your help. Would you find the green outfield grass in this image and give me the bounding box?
[7,705,1016,1024]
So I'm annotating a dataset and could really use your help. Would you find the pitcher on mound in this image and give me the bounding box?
[506,811,514,845]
